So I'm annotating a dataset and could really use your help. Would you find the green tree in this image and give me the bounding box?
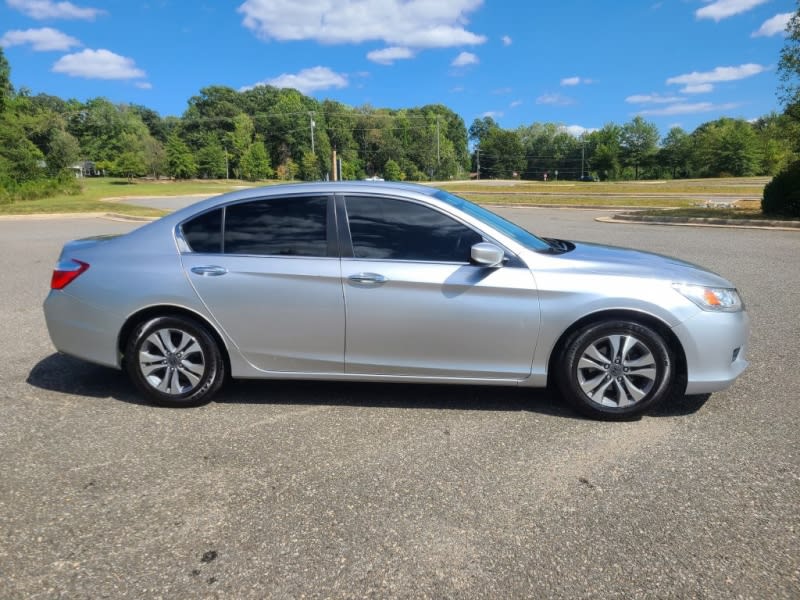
[587,124,622,180]
[383,158,404,180]
[778,3,800,111]
[0,48,12,113]
[299,149,319,181]
[752,113,796,174]
[479,128,525,178]
[276,157,298,180]
[517,122,581,180]
[114,151,147,180]
[591,144,619,180]
[142,136,166,178]
[469,116,499,144]
[620,116,659,179]
[660,127,692,178]
[226,112,254,177]
[166,133,197,179]
[196,134,227,179]
[46,128,81,174]
[691,118,761,177]
[240,141,272,181]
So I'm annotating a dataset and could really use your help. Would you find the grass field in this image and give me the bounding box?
[0,178,252,216]
[0,176,770,217]
[632,207,798,220]
[441,177,768,197]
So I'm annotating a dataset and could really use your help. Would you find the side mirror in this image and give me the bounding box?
[470,242,505,267]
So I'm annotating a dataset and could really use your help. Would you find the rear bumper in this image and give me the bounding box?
[672,309,750,394]
[44,291,122,369]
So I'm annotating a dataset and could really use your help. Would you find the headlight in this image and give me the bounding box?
[672,283,743,312]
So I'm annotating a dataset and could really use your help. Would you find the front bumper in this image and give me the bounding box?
[672,308,750,394]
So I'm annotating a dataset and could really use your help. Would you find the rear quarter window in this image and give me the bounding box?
[181,208,222,253]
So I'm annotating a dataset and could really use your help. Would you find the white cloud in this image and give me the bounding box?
[510,100,522,108]
[625,93,683,104]
[243,66,348,94]
[238,0,486,48]
[752,12,793,37]
[52,49,146,80]
[681,83,713,94]
[565,124,598,137]
[481,110,503,118]
[7,0,104,20]
[367,46,414,65]
[492,87,512,95]
[536,93,575,106]
[696,0,768,21]
[639,101,739,116]
[452,51,478,67]
[450,85,464,93]
[561,76,594,86]
[135,81,152,90]
[501,35,512,46]
[0,27,80,51]
[666,63,768,86]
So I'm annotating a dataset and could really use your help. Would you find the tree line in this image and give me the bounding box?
[1,40,798,204]
[470,113,797,181]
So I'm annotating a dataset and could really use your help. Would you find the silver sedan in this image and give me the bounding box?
[44,182,749,419]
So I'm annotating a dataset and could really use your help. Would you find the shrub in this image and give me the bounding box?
[1,173,80,202]
[762,160,800,218]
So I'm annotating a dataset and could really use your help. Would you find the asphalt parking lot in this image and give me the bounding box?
[1,207,798,598]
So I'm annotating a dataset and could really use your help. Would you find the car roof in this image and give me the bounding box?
[167,180,441,222]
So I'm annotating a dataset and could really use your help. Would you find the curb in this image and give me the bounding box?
[598,213,800,231]
[0,212,159,222]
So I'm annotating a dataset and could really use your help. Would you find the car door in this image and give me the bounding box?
[179,194,345,374]
[339,194,539,380]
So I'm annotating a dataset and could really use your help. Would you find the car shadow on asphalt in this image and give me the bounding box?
[27,353,151,406]
[27,353,710,419]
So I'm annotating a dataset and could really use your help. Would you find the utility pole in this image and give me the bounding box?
[309,112,316,154]
[476,148,480,180]
[581,140,585,178]
[436,116,440,166]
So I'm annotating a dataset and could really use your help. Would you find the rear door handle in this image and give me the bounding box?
[191,265,228,277]
[348,272,387,285]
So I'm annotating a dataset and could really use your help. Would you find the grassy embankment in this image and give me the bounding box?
[0,178,253,216]
[0,175,776,218]
[440,177,790,219]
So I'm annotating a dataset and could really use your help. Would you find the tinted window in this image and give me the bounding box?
[345,196,483,262]
[224,196,328,257]
[182,208,222,253]
[434,190,551,252]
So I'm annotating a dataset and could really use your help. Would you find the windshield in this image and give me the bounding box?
[434,190,552,252]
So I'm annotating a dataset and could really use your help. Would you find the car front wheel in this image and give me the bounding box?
[125,315,225,407]
[557,320,675,420]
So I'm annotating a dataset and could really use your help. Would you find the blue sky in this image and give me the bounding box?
[0,0,794,136]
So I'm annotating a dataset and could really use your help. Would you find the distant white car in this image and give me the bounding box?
[363,176,384,181]
[43,181,749,419]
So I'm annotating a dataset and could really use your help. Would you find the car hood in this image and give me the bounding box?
[546,241,734,288]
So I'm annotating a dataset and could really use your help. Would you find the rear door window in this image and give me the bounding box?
[224,196,329,257]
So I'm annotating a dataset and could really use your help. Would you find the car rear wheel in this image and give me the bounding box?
[557,320,674,420]
[125,315,225,407]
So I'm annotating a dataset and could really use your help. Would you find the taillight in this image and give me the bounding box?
[51,259,90,290]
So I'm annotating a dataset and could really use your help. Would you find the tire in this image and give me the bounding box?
[125,315,225,407]
[557,320,674,420]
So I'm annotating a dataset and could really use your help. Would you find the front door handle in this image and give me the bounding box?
[191,265,228,277]
[348,272,387,285]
